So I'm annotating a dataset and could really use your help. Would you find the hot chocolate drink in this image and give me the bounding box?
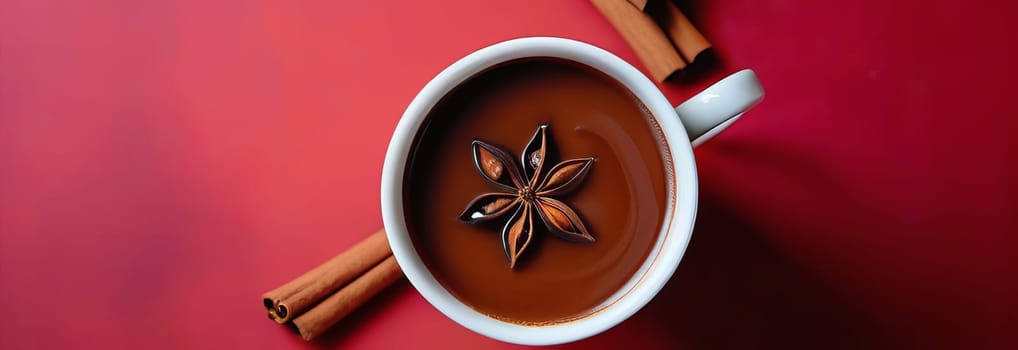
[403,58,672,324]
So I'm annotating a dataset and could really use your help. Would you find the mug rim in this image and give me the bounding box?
[380,37,698,345]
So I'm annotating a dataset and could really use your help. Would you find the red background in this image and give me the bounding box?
[0,0,1014,348]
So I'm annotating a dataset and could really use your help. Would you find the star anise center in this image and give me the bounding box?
[457,124,596,269]
[519,186,536,201]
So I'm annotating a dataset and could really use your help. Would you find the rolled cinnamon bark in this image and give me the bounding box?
[261,229,390,323]
[591,0,687,82]
[293,256,403,341]
[626,0,649,10]
[593,0,712,82]
[647,0,712,63]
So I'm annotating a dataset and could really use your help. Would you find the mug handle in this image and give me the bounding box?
[674,69,764,147]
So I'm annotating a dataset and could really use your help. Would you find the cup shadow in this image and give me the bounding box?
[610,136,889,348]
[624,195,886,348]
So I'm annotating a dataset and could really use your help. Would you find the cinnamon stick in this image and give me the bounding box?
[626,0,649,10]
[261,229,391,323]
[591,0,686,82]
[591,0,712,82]
[292,256,403,341]
[647,0,712,63]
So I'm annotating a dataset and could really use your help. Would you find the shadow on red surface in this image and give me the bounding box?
[622,132,893,348]
[628,192,891,348]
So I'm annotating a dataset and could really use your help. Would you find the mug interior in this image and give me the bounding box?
[381,37,699,345]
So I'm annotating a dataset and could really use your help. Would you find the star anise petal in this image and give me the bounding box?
[501,202,536,269]
[472,140,525,191]
[537,157,595,196]
[520,124,549,186]
[457,193,520,224]
[534,197,595,243]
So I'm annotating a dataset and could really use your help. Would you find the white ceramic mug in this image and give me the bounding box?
[381,37,763,345]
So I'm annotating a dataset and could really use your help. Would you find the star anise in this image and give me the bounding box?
[457,124,596,269]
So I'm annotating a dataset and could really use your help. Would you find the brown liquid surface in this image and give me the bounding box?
[404,58,670,323]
